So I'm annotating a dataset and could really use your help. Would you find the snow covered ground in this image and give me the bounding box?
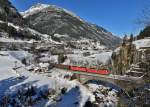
[64,50,112,67]
[0,20,61,44]
[87,83,118,107]
[133,38,150,49]
[0,51,95,107]
[0,50,121,107]
[0,37,34,43]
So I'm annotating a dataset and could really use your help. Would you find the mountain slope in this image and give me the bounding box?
[0,0,23,25]
[0,1,48,41]
[22,3,121,49]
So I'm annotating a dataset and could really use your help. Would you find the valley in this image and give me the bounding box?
[0,0,150,107]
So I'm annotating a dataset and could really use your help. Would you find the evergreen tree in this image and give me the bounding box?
[130,33,134,42]
[58,54,67,64]
[122,35,128,46]
[137,26,150,39]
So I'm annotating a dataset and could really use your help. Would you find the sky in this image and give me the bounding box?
[10,0,149,37]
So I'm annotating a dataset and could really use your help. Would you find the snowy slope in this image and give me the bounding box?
[0,51,95,107]
[0,37,30,43]
[64,51,112,67]
[21,3,83,22]
[88,52,112,64]
[22,3,121,49]
[0,20,60,44]
[133,38,150,49]
[21,3,49,18]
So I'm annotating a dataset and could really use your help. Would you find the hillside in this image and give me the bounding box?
[0,0,23,25]
[0,0,42,41]
[22,3,121,49]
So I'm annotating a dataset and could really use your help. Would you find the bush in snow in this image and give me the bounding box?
[58,53,67,63]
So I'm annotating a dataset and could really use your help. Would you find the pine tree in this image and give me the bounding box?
[130,33,133,42]
[137,26,150,39]
[122,35,128,46]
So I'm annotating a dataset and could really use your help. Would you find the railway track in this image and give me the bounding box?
[49,63,143,83]
[54,67,142,82]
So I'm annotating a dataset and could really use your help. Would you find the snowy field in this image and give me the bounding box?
[0,51,119,107]
[0,51,94,107]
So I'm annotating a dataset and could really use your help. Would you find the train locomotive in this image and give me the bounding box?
[54,64,110,75]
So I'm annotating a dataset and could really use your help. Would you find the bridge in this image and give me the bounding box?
[62,69,147,92]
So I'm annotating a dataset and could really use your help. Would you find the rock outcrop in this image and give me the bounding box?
[112,36,150,76]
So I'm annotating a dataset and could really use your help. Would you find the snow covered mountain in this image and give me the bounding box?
[22,3,121,49]
[21,3,50,18]
[0,1,120,49]
[21,3,84,22]
[0,1,58,43]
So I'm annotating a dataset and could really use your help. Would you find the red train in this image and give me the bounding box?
[54,64,110,75]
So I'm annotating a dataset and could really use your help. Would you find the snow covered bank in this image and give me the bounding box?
[87,83,119,107]
[133,38,150,49]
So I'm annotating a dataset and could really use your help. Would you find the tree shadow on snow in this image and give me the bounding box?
[32,84,50,107]
[56,86,80,107]
[0,76,28,99]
